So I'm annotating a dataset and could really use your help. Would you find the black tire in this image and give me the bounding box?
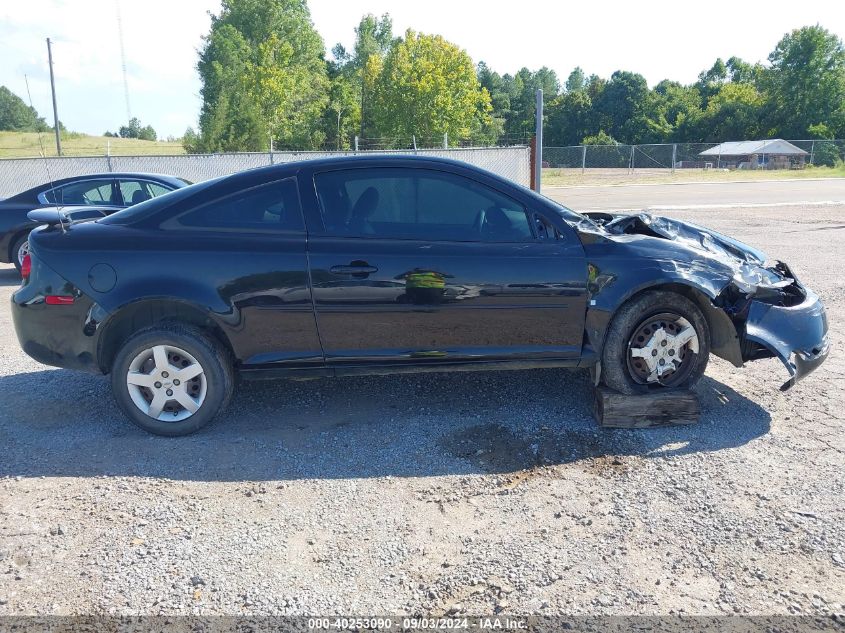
[601,290,710,395]
[11,233,29,273]
[110,324,234,436]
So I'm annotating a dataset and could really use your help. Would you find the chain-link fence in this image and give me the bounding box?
[0,145,531,198]
[544,140,845,172]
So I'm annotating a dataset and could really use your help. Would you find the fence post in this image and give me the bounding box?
[809,140,815,166]
[269,137,274,165]
[529,136,537,191]
[671,143,677,174]
[106,140,112,171]
[443,132,448,149]
[581,144,586,175]
[629,145,635,174]
[354,135,359,152]
[534,88,543,194]
[412,135,417,152]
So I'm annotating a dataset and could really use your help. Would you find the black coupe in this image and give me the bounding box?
[12,156,829,435]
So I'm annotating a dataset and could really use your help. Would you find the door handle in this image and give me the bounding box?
[330,264,378,275]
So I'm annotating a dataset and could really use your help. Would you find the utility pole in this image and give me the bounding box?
[534,89,543,194]
[46,37,62,156]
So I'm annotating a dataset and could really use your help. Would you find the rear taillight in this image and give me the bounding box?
[45,295,75,305]
[20,254,31,280]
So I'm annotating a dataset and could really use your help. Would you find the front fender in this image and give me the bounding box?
[583,255,742,365]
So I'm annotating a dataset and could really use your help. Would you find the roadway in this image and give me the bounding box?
[543,178,845,212]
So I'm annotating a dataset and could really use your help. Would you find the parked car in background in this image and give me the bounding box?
[0,173,190,271]
[12,156,829,436]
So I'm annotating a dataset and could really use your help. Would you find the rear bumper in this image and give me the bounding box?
[11,260,103,373]
[744,288,829,391]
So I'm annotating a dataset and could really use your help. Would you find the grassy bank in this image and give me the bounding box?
[0,131,185,159]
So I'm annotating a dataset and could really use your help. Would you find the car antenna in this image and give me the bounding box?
[24,74,65,234]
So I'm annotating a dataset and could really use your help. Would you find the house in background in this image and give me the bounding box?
[699,139,808,169]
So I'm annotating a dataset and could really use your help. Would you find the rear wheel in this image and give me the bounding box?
[110,324,234,436]
[601,290,710,395]
[11,234,29,273]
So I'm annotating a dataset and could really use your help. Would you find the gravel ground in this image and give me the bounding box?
[0,203,842,617]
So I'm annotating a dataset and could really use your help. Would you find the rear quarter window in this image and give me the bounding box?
[99,177,224,225]
[165,178,304,232]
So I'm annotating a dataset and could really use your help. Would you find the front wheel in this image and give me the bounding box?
[601,290,710,395]
[110,324,234,436]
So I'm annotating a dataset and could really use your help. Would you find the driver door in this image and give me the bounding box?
[306,166,588,366]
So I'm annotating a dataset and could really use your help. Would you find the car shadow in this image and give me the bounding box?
[0,266,21,286]
[0,368,770,481]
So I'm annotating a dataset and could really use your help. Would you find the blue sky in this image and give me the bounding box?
[1,0,842,138]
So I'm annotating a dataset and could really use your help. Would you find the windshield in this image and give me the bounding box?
[99,177,224,225]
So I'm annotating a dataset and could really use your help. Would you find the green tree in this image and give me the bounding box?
[0,86,47,131]
[139,125,157,141]
[807,123,842,167]
[695,58,728,103]
[582,130,618,145]
[323,73,361,149]
[182,127,200,153]
[698,83,764,141]
[118,117,142,138]
[763,25,845,138]
[500,67,559,138]
[546,90,594,145]
[369,29,493,143]
[725,56,761,84]
[477,62,510,125]
[196,0,329,151]
[565,67,586,93]
[117,117,157,141]
[331,13,393,142]
[594,71,650,142]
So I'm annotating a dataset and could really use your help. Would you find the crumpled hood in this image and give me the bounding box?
[594,212,769,267]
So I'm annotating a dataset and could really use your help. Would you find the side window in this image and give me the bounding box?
[172,178,303,231]
[147,182,173,198]
[314,168,532,242]
[533,214,564,241]
[118,180,172,206]
[119,180,150,206]
[45,179,116,205]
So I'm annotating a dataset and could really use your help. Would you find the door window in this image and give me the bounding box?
[119,180,176,206]
[147,182,174,198]
[170,178,304,232]
[314,168,533,242]
[44,179,116,205]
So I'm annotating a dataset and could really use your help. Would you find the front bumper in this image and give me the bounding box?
[744,287,829,391]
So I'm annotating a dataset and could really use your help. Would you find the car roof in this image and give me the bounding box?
[45,172,187,187]
[223,154,501,186]
[4,172,189,203]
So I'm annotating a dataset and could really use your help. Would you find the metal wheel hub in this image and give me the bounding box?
[17,240,29,267]
[628,314,699,386]
[126,345,207,422]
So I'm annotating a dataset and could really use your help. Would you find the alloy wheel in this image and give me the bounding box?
[17,240,29,268]
[125,344,207,421]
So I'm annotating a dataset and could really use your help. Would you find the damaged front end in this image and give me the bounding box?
[582,212,830,390]
[716,260,829,391]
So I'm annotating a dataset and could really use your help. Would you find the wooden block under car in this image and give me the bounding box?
[593,386,700,428]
